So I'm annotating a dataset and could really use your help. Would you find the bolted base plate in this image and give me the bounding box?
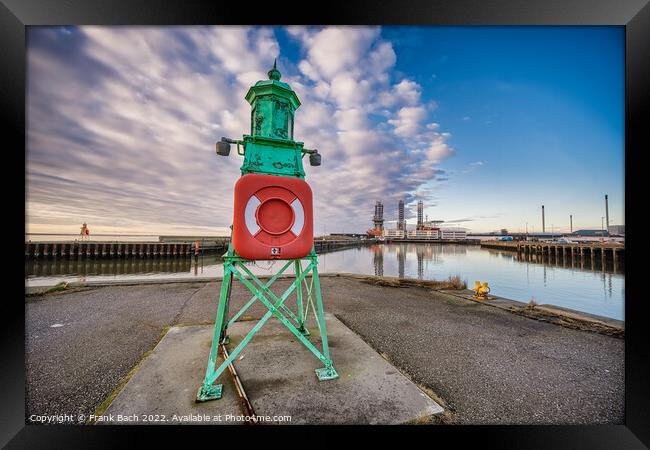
[315,366,339,381]
[195,383,223,402]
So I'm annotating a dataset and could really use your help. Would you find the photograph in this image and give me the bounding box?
[2,1,646,444]
[23,24,627,426]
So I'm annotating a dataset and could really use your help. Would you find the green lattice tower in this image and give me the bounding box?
[197,61,337,402]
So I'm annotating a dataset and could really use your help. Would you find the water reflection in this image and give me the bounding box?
[371,243,452,280]
[26,255,221,279]
[371,245,383,277]
[26,243,624,320]
[397,245,404,278]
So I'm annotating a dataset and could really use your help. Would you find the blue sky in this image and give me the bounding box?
[26,26,623,235]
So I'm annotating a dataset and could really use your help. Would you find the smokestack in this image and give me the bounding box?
[570,214,573,233]
[542,205,545,233]
[605,195,609,230]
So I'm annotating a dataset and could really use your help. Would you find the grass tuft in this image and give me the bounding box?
[360,274,467,290]
[44,282,69,294]
[445,275,467,290]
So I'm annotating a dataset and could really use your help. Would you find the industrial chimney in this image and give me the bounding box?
[542,205,545,233]
[605,195,609,230]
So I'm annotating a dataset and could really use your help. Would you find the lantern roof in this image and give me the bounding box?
[244,59,301,109]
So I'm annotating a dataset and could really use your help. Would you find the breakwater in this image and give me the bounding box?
[480,240,624,270]
[26,242,624,320]
[25,241,193,259]
[24,238,377,260]
[384,239,480,245]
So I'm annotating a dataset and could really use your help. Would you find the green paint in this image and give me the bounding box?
[197,249,338,402]
[197,62,337,403]
[240,135,306,178]
[240,60,306,178]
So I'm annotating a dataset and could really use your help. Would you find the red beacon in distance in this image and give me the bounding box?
[232,173,313,260]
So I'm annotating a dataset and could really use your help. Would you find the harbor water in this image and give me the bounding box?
[25,243,624,321]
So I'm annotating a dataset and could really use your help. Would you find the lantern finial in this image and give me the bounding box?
[268,58,281,81]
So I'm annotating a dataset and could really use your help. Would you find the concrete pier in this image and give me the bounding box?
[25,241,193,260]
[481,240,624,271]
[25,238,376,260]
[25,276,624,425]
[101,316,443,425]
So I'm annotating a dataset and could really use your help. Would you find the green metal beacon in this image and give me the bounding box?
[197,60,338,403]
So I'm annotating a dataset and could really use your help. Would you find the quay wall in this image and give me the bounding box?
[480,240,625,268]
[383,239,480,245]
[25,238,378,260]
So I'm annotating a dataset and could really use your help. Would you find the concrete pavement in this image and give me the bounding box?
[25,276,624,424]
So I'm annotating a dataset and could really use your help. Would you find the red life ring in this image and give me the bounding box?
[232,174,313,260]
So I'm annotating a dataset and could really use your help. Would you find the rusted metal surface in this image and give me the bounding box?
[219,343,257,424]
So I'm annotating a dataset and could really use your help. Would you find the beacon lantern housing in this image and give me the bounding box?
[197,60,338,404]
[216,60,318,260]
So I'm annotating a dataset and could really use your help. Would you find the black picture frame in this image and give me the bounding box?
[3,0,648,447]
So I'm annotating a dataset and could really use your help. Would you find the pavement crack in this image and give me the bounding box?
[171,284,206,326]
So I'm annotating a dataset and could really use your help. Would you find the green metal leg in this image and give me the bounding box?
[245,267,302,328]
[220,269,233,345]
[234,266,333,369]
[294,260,310,336]
[201,263,309,389]
[197,250,337,403]
[196,260,233,402]
[311,256,338,381]
[227,260,293,328]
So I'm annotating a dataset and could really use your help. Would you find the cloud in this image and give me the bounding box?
[26,26,455,235]
[388,106,427,138]
[445,214,502,223]
[379,79,421,107]
[459,160,484,174]
[299,26,380,81]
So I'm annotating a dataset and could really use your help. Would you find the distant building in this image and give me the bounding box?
[407,229,440,239]
[570,229,609,237]
[397,199,405,231]
[440,228,467,240]
[608,225,625,236]
[384,229,405,239]
[421,220,444,230]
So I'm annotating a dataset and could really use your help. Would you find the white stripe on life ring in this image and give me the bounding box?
[290,198,304,236]
[245,195,304,238]
[244,195,261,236]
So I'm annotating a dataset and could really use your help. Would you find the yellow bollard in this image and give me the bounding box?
[473,281,490,300]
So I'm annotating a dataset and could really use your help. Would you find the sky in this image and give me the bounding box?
[26,26,624,235]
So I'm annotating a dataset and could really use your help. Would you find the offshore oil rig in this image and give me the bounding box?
[367,200,467,240]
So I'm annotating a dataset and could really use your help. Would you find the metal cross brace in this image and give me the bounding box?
[196,248,338,402]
